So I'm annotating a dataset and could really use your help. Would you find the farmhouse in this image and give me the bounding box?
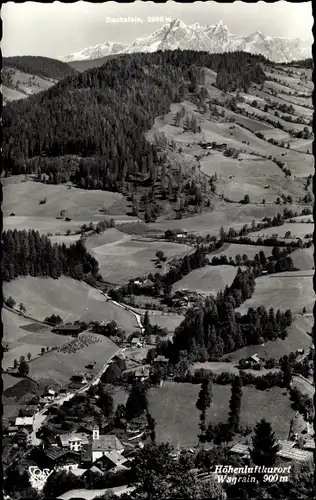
[165,228,188,240]
[240,354,262,367]
[53,324,81,336]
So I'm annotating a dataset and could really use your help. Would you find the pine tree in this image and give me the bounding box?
[250,419,280,466]
[196,378,212,434]
[143,310,151,335]
[125,384,148,420]
[281,355,292,387]
[228,376,242,434]
[18,359,30,377]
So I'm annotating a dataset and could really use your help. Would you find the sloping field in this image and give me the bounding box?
[216,174,304,204]
[291,246,314,270]
[2,308,73,370]
[29,333,119,385]
[3,180,124,219]
[208,243,274,261]
[228,315,313,362]
[146,312,185,332]
[3,215,84,235]
[148,382,294,446]
[3,68,56,102]
[2,85,27,102]
[149,201,299,237]
[237,271,315,315]
[200,153,280,178]
[3,276,139,331]
[86,231,191,284]
[172,265,238,296]
[250,222,313,240]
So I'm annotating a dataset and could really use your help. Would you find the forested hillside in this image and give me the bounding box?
[3,56,78,80]
[3,50,266,194]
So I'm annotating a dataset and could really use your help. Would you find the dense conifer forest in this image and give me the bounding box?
[3,51,266,194]
[3,55,78,80]
[2,230,99,283]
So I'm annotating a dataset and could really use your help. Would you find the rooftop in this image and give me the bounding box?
[92,434,124,452]
[59,432,90,446]
[278,448,313,462]
[15,416,34,426]
[44,446,80,462]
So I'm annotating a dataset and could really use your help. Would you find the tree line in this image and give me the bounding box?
[2,230,99,283]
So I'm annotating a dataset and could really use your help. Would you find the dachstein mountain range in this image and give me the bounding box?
[60,19,312,63]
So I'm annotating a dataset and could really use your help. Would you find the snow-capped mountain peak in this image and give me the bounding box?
[60,19,311,63]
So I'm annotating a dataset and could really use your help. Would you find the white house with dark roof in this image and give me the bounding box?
[15,416,34,431]
[59,432,90,452]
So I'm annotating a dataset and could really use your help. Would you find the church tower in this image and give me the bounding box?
[92,426,99,440]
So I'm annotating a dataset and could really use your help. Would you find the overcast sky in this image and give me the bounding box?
[2,1,313,58]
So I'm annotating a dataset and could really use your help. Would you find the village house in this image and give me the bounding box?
[153,355,169,366]
[58,432,90,452]
[7,425,19,437]
[134,366,151,382]
[70,373,87,384]
[92,450,130,472]
[35,446,81,472]
[14,427,31,445]
[15,416,34,432]
[130,338,143,348]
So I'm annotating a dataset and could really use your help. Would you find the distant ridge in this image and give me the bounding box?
[3,55,78,80]
[60,19,312,64]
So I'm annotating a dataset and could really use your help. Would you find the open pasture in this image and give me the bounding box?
[3,276,139,331]
[228,315,313,362]
[2,308,74,370]
[3,180,124,219]
[172,264,238,296]
[200,153,280,179]
[216,174,304,204]
[148,382,294,446]
[237,270,315,315]
[86,231,191,284]
[28,334,119,386]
